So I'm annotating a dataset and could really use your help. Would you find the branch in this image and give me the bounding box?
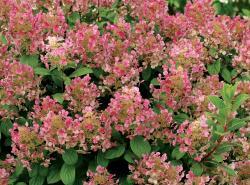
[231,70,243,83]
[202,136,224,161]
[202,124,228,161]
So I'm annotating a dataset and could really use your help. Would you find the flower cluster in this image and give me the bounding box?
[191,75,223,117]
[10,123,45,168]
[0,168,9,185]
[64,75,100,113]
[123,0,168,23]
[233,26,250,70]
[129,152,184,185]
[168,37,207,79]
[0,156,16,185]
[0,0,249,184]
[30,96,63,122]
[13,110,112,167]
[175,116,212,161]
[152,65,192,111]
[102,86,156,139]
[41,36,74,69]
[67,23,100,64]
[83,166,118,185]
[132,20,166,68]
[0,61,40,118]
[185,171,210,185]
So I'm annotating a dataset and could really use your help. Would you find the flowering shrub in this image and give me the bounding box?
[0,0,249,185]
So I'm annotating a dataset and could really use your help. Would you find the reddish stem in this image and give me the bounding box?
[202,136,224,161]
[202,124,228,161]
[231,70,243,83]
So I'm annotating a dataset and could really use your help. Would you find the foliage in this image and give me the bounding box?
[0,0,249,185]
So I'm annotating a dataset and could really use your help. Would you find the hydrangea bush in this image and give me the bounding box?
[0,0,249,184]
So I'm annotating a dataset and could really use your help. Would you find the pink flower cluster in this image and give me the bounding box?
[62,0,115,13]
[191,75,223,116]
[129,152,184,185]
[103,86,156,139]
[83,166,118,185]
[12,110,113,167]
[132,20,166,68]
[0,61,40,118]
[102,86,172,140]
[0,168,10,185]
[168,37,207,79]
[175,116,212,161]
[0,0,249,183]
[123,0,168,23]
[152,65,192,111]
[64,75,100,113]
[233,26,250,70]
[185,171,210,185]
[11,123,46,168]
[30,96,63,122]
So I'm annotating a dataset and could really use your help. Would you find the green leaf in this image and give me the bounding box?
[228,118,246,131]
[242,8,250,17]
[16,117,28,126]
[29,164,39,177]
[213,154,223,162]
[0,118,12,137]
[34,67,50,76]
[29,176,45,185]
[221,84,237,103]
[62,149,78,165]
[52,93,64,104]
[209,48,217,57]
[222,165,236,176]
[8,163,24,184]
[207,60,221,75]
[130,136,151,157]
[150,78,160,86]
[60,164,75,185]
[20,55,39,68]
[142,67,152,81]
[221,68,231,83]
[233,94,249,111]
[51,70,64,87]
[97,151,109,167]
[171,147,185,160]
[208,96,225,109]
[38,166,49,177]
[63,76,71,85]
[0,34,7,44]
[124,151,136,164]
[93,68,105,78]
[68,12,80,25]
[119,176,134,185]
[104,145,125,159]
[47,165,61,184]
[14,163,24,177]
[69,67,93,78]
[218,107,230,124]
[191,163,203,176]
[16,182,27,185]
[88,159,98,172]
[215,143,232,154]
[173,113,189,123]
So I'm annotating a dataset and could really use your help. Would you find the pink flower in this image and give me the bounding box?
[185,171,210,185]
[64,75,100,113]
[152,65,192,111]
[83,166,118,185]
[103,86,170,140]
[129,152,183,185]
